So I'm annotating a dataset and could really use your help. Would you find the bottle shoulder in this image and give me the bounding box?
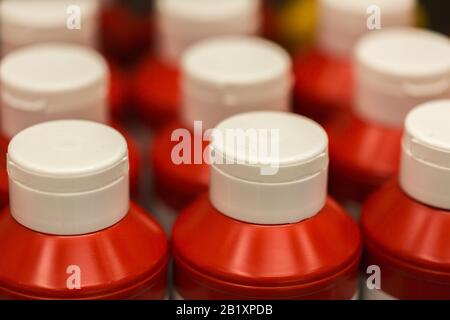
[326,114,402,182]
[173,194,361,286]
[0,202,168,298]
[362,179,450,273]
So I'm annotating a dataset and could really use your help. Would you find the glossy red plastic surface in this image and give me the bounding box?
[293,48,353,122]
[100,4,152,63]
[132,57,180,128]
[173,194,362,299]
[151,122,209,211]
[362,180,450,299]
[326,113,402,204]
[108,61,128,119]
[0,202,168,299]
[0,136,8,209]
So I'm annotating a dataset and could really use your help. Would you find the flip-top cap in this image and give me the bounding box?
[0,0,99,55]
[400,100,450,210]
[7,120,130,235]
[156,0,261,63]
[210,111,328,224]
[355,28,450,128]
[0,43,108,139]
[181,36,292,130]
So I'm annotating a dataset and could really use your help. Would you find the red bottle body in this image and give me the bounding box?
[0,136,8,209]
[132,58,180,128]
[100,3,152,63]
[0,202,168,300]
[361,180,450,299]
[108,61,128,119]
[173,194,362,299]
[293,48,353,122]
[325,114,402,204]
[151,122,209,211]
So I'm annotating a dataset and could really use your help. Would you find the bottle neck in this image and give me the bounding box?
[209,164,328,225]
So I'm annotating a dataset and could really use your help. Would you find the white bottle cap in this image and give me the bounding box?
[0,0,99,55]
[355,28,450,128]
[156,0,261,64]
[400,100,450,210]
[7,120,130,235]
[181,36,292,130]
[210,111,328,225]
[317,0,415,57]
[0,43,108,139]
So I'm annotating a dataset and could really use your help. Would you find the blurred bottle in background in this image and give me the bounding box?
[130,0,261,129]
[326,28,450,217]
[292,0,416,123]
[150,36,292,233]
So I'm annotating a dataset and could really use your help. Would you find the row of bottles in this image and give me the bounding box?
[0,0,448,299]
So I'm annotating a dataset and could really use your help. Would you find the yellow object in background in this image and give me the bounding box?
[273,0,430,54]
[275,0,316,53]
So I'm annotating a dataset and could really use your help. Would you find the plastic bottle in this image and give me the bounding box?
[151,36,292,232]
[0,44,142,206]
[0,120,168,299]
[172,111,362,299]
[131,0,261,128]
[362,100,450,299]
[293,0,415,122]
[100,0,152,63]
[0,0,126,118]
[326,28,450,214]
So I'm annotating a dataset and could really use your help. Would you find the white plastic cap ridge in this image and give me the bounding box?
[0,43,109,139]
[181,36,292,130]
[317,0,415,57]
[355,28,450,128]
[400,100,450,210]
[7,120,130,235]
[209,111,329,225]
[0,0,100,55]
[156,0,261,63]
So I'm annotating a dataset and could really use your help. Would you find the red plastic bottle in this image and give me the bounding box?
[0,0,128,119]
[151,37,292,232]
[293,0,415,122]
[100,0,152,63]
[0,120,168,299]
[173,111,362,299]
[362,101,450,299]
[0,44,141,202]
[326,28,450,213]
[131,0,261,128]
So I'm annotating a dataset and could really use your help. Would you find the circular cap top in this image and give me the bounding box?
[183,36,290,88]
[211,111,328,183]
[321,0,414,14]
[404,100,450,168]
[8,120,128,193]
[356,28,450,79]
[0,0,98,27]
[157,0,259,22]
[0,43,106,94]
